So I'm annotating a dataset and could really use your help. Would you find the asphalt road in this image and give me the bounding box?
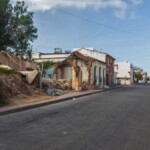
[0,84,150,150]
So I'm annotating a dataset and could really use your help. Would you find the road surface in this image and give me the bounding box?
[0,84,150,150]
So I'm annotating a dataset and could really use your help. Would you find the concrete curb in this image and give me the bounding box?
[0,86,123,116]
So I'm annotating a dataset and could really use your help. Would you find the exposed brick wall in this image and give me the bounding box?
[0,51,37,71]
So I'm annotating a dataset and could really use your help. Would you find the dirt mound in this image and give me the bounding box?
[0,73,41,99]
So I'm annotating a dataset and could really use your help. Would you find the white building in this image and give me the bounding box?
[73,48,106,62]
[32,48,71,63]
[114,61,134,85]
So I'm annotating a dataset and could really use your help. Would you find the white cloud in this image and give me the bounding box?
[10,0,126,11]
[10,0,143,19]
[131,0,143,5]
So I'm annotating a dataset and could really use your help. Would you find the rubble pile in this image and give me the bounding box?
[41,78,72,90]
[0,73,41,99]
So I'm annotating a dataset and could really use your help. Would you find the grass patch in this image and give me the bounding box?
[0,67,17,74]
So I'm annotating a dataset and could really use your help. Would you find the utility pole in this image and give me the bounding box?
[40,62,43,91]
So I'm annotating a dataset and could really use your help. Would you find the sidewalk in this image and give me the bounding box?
[0,86,122,116]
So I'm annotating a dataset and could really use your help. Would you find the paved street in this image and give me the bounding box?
[0,84,150,150]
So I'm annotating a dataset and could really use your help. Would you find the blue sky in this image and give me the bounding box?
[11,0,150,74]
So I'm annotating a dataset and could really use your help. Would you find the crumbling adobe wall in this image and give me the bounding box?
[0,51,37,71]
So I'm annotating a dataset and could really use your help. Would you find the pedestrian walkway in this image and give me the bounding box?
[0,86,122,116]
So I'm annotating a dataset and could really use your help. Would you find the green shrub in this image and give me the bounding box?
[0,67,17,74]
[0,81,8,106]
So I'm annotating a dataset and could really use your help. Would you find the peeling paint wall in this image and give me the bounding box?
[90,61,106,88]
[77,60,88,82]
[62,67,72,79]
[72,59,106,90]
[57,68,62,79]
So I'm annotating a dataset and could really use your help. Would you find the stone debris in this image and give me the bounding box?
[41,78,72,90]
[41,78,72,96]
[46,86,64,96]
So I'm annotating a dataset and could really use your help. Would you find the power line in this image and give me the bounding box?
[56,8,150,39]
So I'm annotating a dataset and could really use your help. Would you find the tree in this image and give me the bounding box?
[133,66,143,83]
[8,1,38,57]
[134,72,143,83]
[0,0,12,50]
[0,0,37,57]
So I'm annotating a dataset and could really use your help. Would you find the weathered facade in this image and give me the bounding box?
[53,51,106,91]
[105,54,115,87]
[72,48,115,87]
